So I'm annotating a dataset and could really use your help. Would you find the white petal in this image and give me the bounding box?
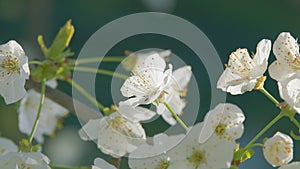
[18,89,69,143]
[0,77,27,104]
[97,126,130,158]
[263,132,293,167]
[200,103,245,143]
[269,60,295,82]
[253,39,271,65]
[0,137,18,158]
[134,53,166,71]
[118,105,156,122]
[92,158,116,169]
[0,40,29,104]
[129,133,184,169]
[278,72,300,113]
[79,119,104,141]
[217,68,247,95]
[273,32,299,61]
[172,66,192,90]
[0,152,51,169]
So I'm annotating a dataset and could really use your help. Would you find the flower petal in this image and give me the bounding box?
[273,32,299,61]
[269,60,295,82]
[92,158,116,169]
[118,105,156,122]
[78,119,104,141]
[253,39,271,65]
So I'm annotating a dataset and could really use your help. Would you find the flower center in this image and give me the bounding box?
[1,55,20,77]
[215,123,227,136]
[286,52,300,70]
[19,162,30,169]
[187,150,205,167]
[226,50,255,79]
[157,158,171,169]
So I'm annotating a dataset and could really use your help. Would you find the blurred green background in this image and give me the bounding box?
[0,0,300,168]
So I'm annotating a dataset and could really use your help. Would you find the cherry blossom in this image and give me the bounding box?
[263,132,293,167]
[278,72,300,113]
[217,39,271,94]
[18,89,69,143]
[269,32,300,81]
[79,110,147,158]
[0,152,51,169]
[120,53,172,106]
[199,103,245,144]
[0,40,30,104]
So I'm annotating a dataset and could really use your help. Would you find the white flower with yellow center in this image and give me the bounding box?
[92,158,116,169]
[263,132,293,167]
[156,66,192,125]
[0,137,18,158]
[120,53,172,106]
[0,152,51,169]
[0,40,30,104]
[199,103,245,144]
[168,122,236,169]
[129,133,184,169]
[217,39,271,94]
[279,162,300,169]
[79,107,149,158]
[269,32,300,81]
[278,72,300,113]
[18,89,69,143]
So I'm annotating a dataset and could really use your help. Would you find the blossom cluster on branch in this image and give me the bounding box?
[0,20,300,169]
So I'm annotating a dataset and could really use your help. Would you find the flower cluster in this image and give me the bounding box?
[1,19,300,169]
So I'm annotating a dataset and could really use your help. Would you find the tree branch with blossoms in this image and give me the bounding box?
[1,19,300,169]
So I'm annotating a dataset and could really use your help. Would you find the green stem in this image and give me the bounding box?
[73,56,125,65]
[51,164,90,169]
[28,60,44,66]
[70,66,128,80]
[246,143,264,149]
[163,102,188,131]
[244,112,284,150]
[291,116,300,129]
[66,79,105,112]
[259,87,279,105]
[28,78,46,143]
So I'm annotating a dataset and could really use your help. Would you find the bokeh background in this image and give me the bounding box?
[0,0,300,168]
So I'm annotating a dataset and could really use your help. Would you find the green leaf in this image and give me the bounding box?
[48,19,75,62]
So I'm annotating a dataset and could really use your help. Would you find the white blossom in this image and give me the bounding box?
[217,39,271,94]
[269,32,300,82]
[0,137,18,158]
[278,72,300,113]
[92,158,116,169]
[168,122,236,169]
[199,103,245,144]
[0,40,30,104]
[0,152,51,169]
[129,133,184,169]
[18,89,69,143]
[263,132,293,167]
[79,110,147,158]
[279,162,300,169]
[130,122,236,169]
[156,66,192,125]
[120,53,172,106]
